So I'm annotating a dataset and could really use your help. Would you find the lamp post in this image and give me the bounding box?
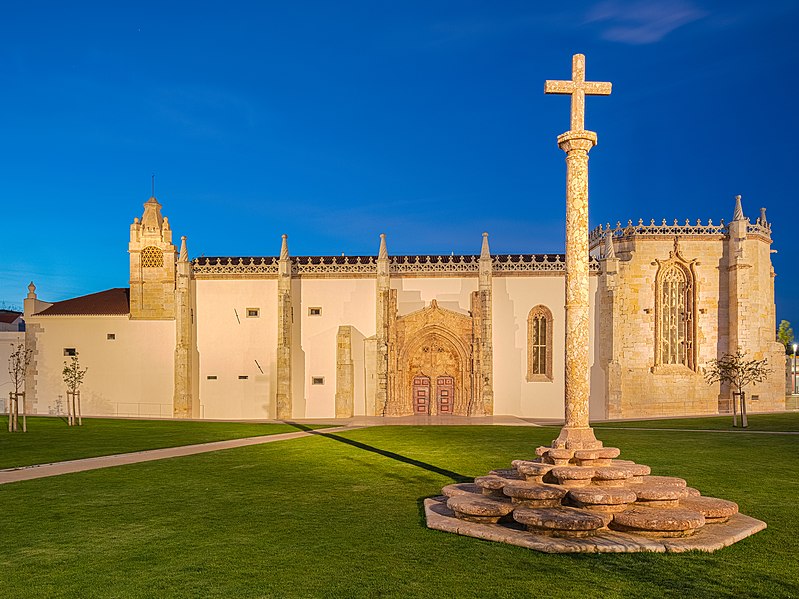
[793,343,797,395]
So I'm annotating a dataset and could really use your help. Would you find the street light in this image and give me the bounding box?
[794,343,798,395]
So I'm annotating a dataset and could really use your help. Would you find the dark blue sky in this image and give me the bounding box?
[2,1,797,325]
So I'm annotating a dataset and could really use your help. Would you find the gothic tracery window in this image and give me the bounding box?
[527,305,553,382]
[141,246,164,268]
[654,255,697,371]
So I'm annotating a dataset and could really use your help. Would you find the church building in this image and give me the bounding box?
[20,194,785,420]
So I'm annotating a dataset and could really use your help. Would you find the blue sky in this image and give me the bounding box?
[1,1,797,325]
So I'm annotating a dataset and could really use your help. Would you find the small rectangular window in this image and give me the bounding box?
[751,395,760,401]
[63,348,77,356]
[308,307,322,316]
[311,376,325,385]
[238,375,249,380]
[107,333,116,340]
[246,308,260,318]
[207,375,218,380]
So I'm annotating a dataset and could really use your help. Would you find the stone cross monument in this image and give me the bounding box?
[545,54,611,450]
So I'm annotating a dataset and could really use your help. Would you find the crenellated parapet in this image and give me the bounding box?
[191,253,601,278]
[590,214,772,254]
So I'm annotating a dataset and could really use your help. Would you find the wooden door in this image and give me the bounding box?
[436,376,454,414]
[412,376,431,414]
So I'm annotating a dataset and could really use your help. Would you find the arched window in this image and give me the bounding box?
[654,246,697,371]
[527,305,553,382]
[141,246,164,268]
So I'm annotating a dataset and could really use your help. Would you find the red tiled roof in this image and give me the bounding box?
[36,288,130,316]
[0,310,22,324]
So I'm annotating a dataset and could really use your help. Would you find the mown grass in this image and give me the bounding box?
[0,424,797,598]
[594,411,799,432]
[0,417,324,469]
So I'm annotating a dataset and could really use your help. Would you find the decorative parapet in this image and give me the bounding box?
[192,253,599,278]
[589,217,772,252]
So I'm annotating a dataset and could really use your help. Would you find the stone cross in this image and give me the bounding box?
[545,54,611,132]
[546,54,611,450]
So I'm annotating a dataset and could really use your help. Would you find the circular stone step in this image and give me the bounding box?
[441,482,481,498]
[680,496,738,523]
[633,484,689,507]
[592,466,632,487]
[550,466,595,487]
[513,506,606,538]
[515,462,555,482]
[611,507,705,538]
[447,495,514,523]
[573,447,621,466]
[623,463,652,482]
[641,475,687,487]
[685,487,701,497]
[475,475,510,497]
[567,487,637,512]
[489,468,524,481]
[503,482,567,507]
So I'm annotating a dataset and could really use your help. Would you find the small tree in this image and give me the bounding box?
[704,350,770,428]
[777,320,794,355]
[8,342,33,432]
[62,354,87,426]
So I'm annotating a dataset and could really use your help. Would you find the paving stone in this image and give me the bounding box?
[514,506,606,537]
[680,496,738,523]
[633,483,689,507]
[447,495,515,524]
[441,482,481,498]
[684,487,701,497]
[612,507,705,538]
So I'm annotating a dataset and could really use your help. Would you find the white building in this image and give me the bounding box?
[20,195,785,420]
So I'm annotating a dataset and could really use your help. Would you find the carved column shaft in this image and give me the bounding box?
[173,256,193,417]
[554,131,600,449]
[276,236,292,419]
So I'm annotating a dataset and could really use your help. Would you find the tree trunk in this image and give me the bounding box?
[740,390,748,428]
[77,391,82,426]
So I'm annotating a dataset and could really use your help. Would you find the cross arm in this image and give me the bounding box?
[544,80,575,95]
[583,81,612,96]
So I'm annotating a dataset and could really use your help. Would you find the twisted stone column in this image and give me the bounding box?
[553,131,601,450]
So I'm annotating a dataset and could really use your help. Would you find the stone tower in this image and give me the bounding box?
[129,196,177,319]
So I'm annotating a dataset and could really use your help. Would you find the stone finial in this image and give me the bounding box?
[279,234,289,260]
[141,195,164,235]
[604,232,615,259]
[480,232,491,259]
[378,233,388,261]
[732,195,745,222]
[179,236,188,262]
[27,281,36,299]
[759,207,768,226]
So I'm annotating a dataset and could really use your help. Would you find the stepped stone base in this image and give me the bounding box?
[425,497,766,553]
[425,439,766,553]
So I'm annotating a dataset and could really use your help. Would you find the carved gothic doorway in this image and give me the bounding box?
[436,376,454,414]
[412,376,431,414]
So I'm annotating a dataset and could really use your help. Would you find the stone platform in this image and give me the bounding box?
[425,445,766,553]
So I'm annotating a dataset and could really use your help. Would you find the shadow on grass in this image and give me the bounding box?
[284,421,470,483]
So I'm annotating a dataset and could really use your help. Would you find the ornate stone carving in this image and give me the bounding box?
[527,305,554,382]
[653,240,698,373]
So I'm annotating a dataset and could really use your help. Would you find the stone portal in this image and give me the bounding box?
[385,299,478,416]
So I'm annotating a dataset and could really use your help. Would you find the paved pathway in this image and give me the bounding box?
[0,425,359,486]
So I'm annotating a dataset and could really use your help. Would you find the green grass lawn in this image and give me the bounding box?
[0,424,797,598]
[594,411,799,432]
[0,417,323,470]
